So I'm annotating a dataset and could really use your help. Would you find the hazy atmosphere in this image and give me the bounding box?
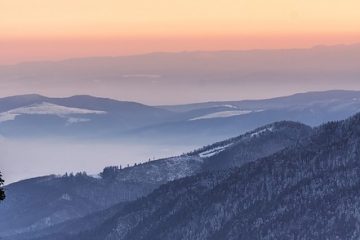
[1,0,360,181]
[1,0,360,104]
[0,138,194,183]
[1,1,360,239]
[1,44,360,104]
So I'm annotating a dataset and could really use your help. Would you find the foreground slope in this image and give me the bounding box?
[66,112,360,240]
[0,121,310,238]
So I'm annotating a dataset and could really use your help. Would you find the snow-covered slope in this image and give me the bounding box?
[0,102,106,123]
[189,110,257,121]
[191,121,312,171]
[0,94,175,137]
[198,144,233,158]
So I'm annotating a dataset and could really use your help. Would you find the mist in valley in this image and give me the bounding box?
[0,137,198,184]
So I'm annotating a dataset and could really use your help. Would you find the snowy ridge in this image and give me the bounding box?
[0,102,106,123]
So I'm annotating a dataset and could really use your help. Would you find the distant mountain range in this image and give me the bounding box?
[1,90,360,144]
[3,111,360,239]
[0,43,360,103]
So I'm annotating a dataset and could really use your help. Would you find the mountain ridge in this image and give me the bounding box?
[1,43,360,103]
[2,42,360,67]
[65,112,360,240]
[0,120,311,238]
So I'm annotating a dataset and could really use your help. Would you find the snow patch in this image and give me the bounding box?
[214,104,238,109]
[0,102,106,123]
[91,174,102,179]
[0,113,18,122]
[198,143,233,158]
[190,110,259,121]
[250,127,274,138]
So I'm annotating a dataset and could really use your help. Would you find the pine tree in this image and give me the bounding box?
[0,171,5,201]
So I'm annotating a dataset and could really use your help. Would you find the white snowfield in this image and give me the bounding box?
[250,126,274,138]
[214,104,238,109]
[190,109,263,121]
[198,143,233,158]
[0,102,106,123]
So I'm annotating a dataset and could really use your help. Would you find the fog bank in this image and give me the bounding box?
[0,138,197,184]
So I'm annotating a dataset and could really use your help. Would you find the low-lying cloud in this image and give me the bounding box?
[0,138,197,184]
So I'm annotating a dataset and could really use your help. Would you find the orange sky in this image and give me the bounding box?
[1,0,360,64]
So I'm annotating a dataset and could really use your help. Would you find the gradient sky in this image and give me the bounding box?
[1,0,360,64]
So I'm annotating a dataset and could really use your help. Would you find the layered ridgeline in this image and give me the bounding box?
[0,94,174,138]
[0,121,311,238]
[60,112,360,240]
[1,90,360,143]
[14,112,360,240]
[1,44,359,98]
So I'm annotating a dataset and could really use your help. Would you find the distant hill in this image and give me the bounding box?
[2,90,360,145]
[126,90,360,143]
[0,94,174,138]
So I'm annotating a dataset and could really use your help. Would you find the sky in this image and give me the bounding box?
[1,0,360,64]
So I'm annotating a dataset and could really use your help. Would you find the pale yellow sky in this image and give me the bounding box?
[1,0,360,63]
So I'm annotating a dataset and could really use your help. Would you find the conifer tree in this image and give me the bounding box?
[0,171,5,201]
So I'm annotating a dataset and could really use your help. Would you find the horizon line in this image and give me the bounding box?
[2,42,359,67]
[2,89,360,107]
